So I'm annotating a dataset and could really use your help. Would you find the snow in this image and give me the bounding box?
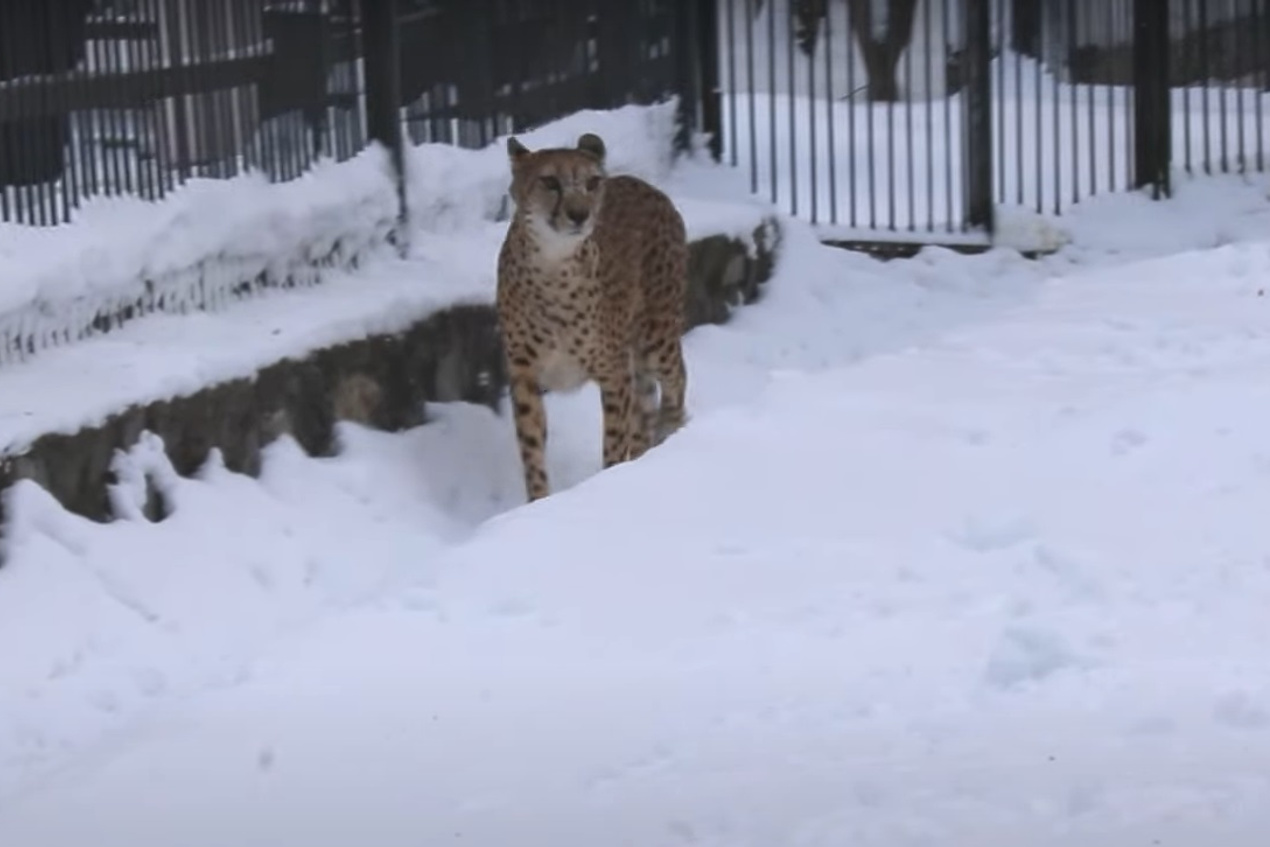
[4,140,1270,842]
[402,102,682,234]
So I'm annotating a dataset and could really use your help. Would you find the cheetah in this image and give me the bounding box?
[495,132,689,503]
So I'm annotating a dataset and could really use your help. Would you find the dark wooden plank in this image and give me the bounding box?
[0,55,273,121]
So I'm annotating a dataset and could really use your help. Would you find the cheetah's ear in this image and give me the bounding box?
[507,137,530,161]
[576,133,606,164]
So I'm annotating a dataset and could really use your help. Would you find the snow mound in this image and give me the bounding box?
[404,100,681,233]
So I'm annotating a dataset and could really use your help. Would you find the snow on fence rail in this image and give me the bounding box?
[0,145,401,366]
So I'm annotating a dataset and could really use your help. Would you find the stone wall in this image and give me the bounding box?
[0,219,781,529]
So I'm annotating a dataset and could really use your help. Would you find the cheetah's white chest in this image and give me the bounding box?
[537,349,590,393]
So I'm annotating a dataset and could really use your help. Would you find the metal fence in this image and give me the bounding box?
[0,0,366,225]
[9,0,1261,244]
[712,0,1270,241]
[393,0,699,150]
[0,0,709,226]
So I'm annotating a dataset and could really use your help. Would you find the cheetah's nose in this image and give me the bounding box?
[566,208,589,226]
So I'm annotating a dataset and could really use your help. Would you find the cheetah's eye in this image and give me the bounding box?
[586,176,602,192]
[539,176,562,192]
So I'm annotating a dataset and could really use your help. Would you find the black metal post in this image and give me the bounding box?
[362,0,407,243]
[1010,0,1039,57]
[673,0,699,153]
[963,0,994,235]
[1133,0,1172,197]
[696,0,723,161]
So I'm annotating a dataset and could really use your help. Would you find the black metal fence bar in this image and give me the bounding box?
[363,0,402,228]
[695,0,724,160]
[964,0,994,232]
[1134,0,1170,195]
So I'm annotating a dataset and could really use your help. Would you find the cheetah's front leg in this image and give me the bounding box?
[597,367,636,469]
[508,364,550,502]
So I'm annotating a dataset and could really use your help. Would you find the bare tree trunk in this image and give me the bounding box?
[793,0,828,54]
[845,0,921,101]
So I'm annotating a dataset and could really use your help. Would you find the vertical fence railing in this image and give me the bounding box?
[362,0,405,244]
[713,0,977,237]
[1133,0,1170,195]
[693,0,725,160]
[713,0,1270,241]
[963,0,994,232]
[994,0,1138,217]
[0,0,369,226]
[1171,0,1270,180]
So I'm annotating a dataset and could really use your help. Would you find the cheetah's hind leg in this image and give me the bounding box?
[630,356,660,460]
[651,337,688,447]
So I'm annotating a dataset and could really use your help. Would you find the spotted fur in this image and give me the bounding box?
[496,132,689,503]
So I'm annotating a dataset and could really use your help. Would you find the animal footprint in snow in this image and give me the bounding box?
[984,625,1083,689]
[946,514,1037,552]
[1110,428,1148,456]
[1213,691,1270,730]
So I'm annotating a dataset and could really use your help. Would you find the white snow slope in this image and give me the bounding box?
[4,162,1270,846]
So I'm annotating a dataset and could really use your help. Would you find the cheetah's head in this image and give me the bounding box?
[506,133,607,246]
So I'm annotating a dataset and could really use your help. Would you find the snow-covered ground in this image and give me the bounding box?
[5,112,1270,843]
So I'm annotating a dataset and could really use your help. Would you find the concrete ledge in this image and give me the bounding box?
[0,219,782,530]
[822,238,1052,262]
